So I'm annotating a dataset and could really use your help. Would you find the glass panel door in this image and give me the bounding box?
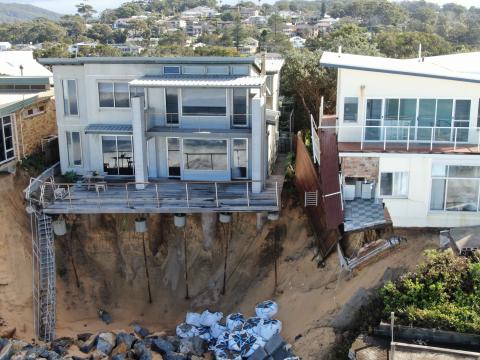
[165,88,179,125]
[454,100,470,142]
[365,99,382,141]
[435,99,453,141]
[417,99,436,141]
[399,99,417,140]
[102,136,134,175]
[232,139,248,179]
[167,137,181,177]
[384,99,399,140]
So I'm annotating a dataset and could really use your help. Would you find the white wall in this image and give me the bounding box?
[336,68,480,143]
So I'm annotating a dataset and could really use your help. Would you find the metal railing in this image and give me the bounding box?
[30,179,280,211]
[321,125,480,151]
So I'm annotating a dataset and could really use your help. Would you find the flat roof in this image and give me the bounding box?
[320,51,480,83]
[38,56,258,66]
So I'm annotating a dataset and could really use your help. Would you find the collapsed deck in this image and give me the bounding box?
[28,176,284,214]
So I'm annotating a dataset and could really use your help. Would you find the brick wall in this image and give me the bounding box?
[16,97,57,158]
[341,156,379,181]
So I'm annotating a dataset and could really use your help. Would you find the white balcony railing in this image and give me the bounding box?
[321,125,480,151]
[144,110,252,129]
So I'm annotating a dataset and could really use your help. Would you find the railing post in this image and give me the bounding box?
[155,184,160,208]
[454,127,458,150]
[477,129,480,152]
[383,126,387,151]
[126,184,130,207]
[246,182,250,207]
[361,125,364,150]
[185,183,190,208]
[407,126,410,151]
[430,127,434,151]
[275,181,279,207]
[214,182,219,208]
[67,185,72,207]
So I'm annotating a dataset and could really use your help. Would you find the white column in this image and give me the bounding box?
[251,94,265,193]
[132,96,148,189]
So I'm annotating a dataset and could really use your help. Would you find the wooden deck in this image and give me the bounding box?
[33,177,284,214]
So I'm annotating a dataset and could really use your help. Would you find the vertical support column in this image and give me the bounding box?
[251,94,265,193]
[132,96,148,190]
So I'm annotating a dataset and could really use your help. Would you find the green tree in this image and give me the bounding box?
[60,15,86,41]
[86,23,114,43]
[34,42,70,58]
[76,2,97,23]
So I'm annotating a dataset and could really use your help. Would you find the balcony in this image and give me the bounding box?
[26,177,284,214]
[323,124,480,154]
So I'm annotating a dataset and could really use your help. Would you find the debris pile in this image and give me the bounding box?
[0,301,297,360]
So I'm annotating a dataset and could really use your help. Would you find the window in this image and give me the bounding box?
[183,65,205,75]
[62,79,78,116]
[206,66,229,75]
[164,66,180,75]
[23,105,46,118]
[380,172,408,197]
[231,65,249,75]
[66,131,82,166]
[0,115,14,163]
[232,88,248,126]
[182,88,226,116]
[98,82,130,108]
[167,137,181,177]
[232,139,247,178]
[102,135,134,175]
[343,97,358,122]
[430,164,480,212]
[183,139,227,171]
[166,88,179,125]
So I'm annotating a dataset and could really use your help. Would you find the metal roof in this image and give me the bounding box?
[130,75,265,88]
[0,89,53,117]
[0,76,50,85]
[320,51,480,83]
[84,124,133,134]
[38,56,257,66]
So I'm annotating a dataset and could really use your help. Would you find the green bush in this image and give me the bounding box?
[63,170,77,183]
[380,250,480,334]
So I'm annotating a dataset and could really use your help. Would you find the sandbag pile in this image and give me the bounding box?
[176,300,283,359]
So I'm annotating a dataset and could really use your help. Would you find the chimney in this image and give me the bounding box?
[261,52,266,76]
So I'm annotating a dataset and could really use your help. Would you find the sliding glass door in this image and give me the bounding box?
[365,99,382,141]
[102,135,134,175]
[454,100,470,142]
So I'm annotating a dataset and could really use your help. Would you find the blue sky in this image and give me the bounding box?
[0,0,479,15]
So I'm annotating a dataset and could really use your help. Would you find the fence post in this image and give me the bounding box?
[155,184,160,208]
[215,182,219,208]
[125,184,130,208]
[383,126,387,151]
[430,127,434,151]
[454,127,458,150]
[361,125,364,150]
[246,182,250,207]
[185,183,190,208]
[407,127,410,151]
[67,185,72,207]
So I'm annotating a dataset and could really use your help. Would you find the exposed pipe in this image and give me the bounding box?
[183,227,189,300]
[142,232,152,304]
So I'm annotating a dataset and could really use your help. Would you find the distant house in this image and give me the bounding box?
[281,23,296,37]
[111,44,144,55]
[186,23,203,37]
[168,19,187,29]
[290,36,306,48]
[314,16,338,35]
[68,42,97,55]
[0,42,12,51]
[239,7,258,18]
[239,37,259,55]
[247,15,268,27]
[181,6,219,20]
[296,23,316,38]
[0,51,56,171]
[113,15,149,29]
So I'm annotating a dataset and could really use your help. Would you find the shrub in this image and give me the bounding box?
[380,250,480,334]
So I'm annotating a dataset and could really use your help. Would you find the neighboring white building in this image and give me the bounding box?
[239,37,259,55]
[320,51,480,228]
[181,6,219,19]
[67,42,97,55]
[290,36,306,48]
[40,56,284,194]
[0,42,12,51]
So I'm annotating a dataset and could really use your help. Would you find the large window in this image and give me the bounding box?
[380,172,408,197]
[183,139,227,171]
[62,79,78,116]
[166,88,179,125]
[343,97,358,123]
[182,88,226,116]
[102,135,134,175]
[232,139,248,178]
[232,88,248,126]
[164,66,180,75]
[0,115,14,163]
[66,131,82,167]
[98,82,130,108]
[167,137,181,177]
[430,164,480,212]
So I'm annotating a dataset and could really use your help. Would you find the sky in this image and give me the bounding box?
[0,0,480,16]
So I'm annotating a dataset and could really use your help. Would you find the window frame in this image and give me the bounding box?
[101,135,134,176]
[231,88,249,128]
[343,97,358,123]
[182,138,228,172]
[66,131,82,167]
[181,88,228,117]
[164,66,181,75]
[62,79,79,116]
[166,137,181,178]
[380,171,409,198]
[231,138,248,179]
[98,81,131,109]
[165,88,180,126]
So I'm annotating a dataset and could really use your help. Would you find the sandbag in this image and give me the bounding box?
[227,331,256,352]
[197,325,212,341]
[185,312,202,327]
[226,313,245,332]
[255,300,278,320]
[210,322,228,339]
[176,323,199,338]
[241,336,266,358]
[257,319,282,341]
[242,317,264,336]
[200,310,223,327]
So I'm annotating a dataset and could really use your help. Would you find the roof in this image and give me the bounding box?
[0,76,50,86]
[263,54,285,73]
[320,51,480,83]
[38,56,257,66]
[84,124,133,134]
[0,51,52,79]
[0,89,53,117]
[129,75,265,88]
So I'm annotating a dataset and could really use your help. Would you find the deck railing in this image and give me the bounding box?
[321,125,480,151]
[29,179,280,211]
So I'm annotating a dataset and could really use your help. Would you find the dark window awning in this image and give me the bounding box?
[84,124,133,134]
